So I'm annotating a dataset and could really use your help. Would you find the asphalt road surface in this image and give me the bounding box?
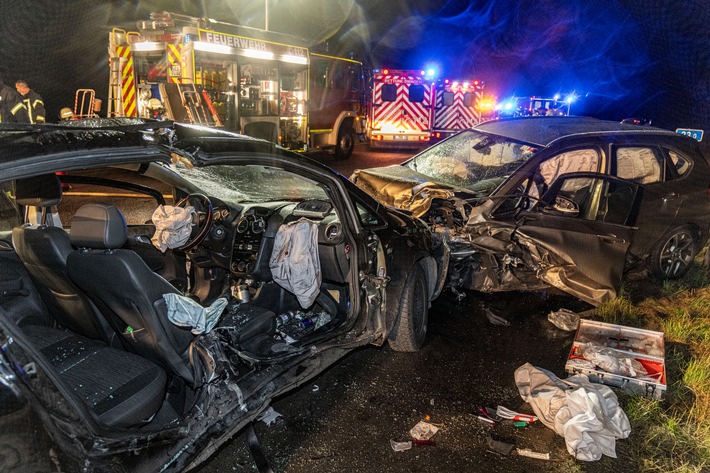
[194,144,636,473]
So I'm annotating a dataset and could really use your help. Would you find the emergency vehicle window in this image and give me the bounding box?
[381,84,397,102]
[615,147,662,184]
[463,93,474,107]
[442,91,454,106]
[409,85,425,103]
[668,150,691,177]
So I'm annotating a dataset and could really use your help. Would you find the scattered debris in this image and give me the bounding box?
[486,436,514,455]
[477,415,496,425]
[484,307,511,327]
[312,385,319,392]
[495,406,538,423]
[390,439,413,452]
[256,407,282,427]
[516,448,550,460]
[409,421,440,441]
[547,308,580,331]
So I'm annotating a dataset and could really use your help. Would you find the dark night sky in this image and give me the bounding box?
[1,0,708,131]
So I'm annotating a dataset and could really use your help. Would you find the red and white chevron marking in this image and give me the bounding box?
[433,89,483,131]
[372,79,432,132]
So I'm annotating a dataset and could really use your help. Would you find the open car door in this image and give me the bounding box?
[513,173,641,305]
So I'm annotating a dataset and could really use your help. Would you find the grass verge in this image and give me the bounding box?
[594,262,710,472]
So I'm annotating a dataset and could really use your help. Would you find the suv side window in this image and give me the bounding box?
[614,146,663,184]
[667,149,691,177]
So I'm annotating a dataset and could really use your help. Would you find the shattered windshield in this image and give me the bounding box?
[405,130,538,193]
[171,164,328,203]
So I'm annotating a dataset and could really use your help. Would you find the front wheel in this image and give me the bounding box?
[334,125,355,160]
[648,225,699,279]
[388,263,429,352]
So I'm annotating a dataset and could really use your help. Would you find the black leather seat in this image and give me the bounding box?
[22,324,166,428]
[12,174,115,342]
[66,203,199,385]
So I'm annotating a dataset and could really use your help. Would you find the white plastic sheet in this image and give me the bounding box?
[514,363,630,461]
[151,205,195,252]
[269,219,321,308]
[164,293,228,335]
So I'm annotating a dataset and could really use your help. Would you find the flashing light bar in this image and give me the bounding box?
[132,41,164,52]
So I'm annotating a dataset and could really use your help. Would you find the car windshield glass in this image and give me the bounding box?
[405,130,538,192]
[170,163,328,203]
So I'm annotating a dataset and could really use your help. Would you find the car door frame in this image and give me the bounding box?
[512,172,641,305]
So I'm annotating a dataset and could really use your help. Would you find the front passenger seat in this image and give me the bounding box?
[66,203,200,386]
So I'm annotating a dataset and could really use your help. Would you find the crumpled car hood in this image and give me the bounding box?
[351,165,454,217]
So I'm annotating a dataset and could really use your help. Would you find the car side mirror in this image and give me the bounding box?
[540,196,580,217]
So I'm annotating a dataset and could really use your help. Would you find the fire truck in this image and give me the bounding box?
[108,12,367,158]
[368,69,435,149]
[431,78,487,141]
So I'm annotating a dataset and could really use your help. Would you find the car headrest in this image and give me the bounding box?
[70,203,128,249]
[15,174,62,207]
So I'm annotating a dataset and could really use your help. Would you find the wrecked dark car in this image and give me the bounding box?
[352,116,710,306]
[0,119,443,472]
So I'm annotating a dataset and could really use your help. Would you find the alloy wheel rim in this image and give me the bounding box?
[659,231,694,277]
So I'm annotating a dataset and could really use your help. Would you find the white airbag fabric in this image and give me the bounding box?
[164,293,228,335]
[269,219,321,308]
[514,363,630,461]
[151,205,195,252]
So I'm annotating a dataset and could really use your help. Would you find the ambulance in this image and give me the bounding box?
[368,69,435,149]
[431,78,487,141]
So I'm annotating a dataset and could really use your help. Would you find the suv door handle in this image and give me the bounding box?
[597,234,626,244]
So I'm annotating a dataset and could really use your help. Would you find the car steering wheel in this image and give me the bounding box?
[174,193,213,251]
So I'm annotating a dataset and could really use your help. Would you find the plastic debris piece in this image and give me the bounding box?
[496,406,538,423]
[513,421,528,428]
[484,307,511,327]
[390,439,412,452]
[486,436,514,455]
[483,406,503,422]
[547,308,581,331]
[409,421,439,441]
[413,438,436,446]
[477,415,496,425]
[516,448,550,460]
[312,385,319,392]
[256,407,282,427]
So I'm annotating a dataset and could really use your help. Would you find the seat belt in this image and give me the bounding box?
[245,423,273,473]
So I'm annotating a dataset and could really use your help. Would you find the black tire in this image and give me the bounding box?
[648,224,699,279]
[334,125,355,160]
[388,263,429,352]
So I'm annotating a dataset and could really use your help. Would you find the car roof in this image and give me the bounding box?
[475,116,685,147]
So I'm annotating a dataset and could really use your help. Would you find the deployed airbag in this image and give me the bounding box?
[164,293,228,335]
[151,205,195,252]
[269,218,321,308]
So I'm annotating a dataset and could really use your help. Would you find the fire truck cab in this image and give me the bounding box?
[368,69,434,149]
[108,12,368,157]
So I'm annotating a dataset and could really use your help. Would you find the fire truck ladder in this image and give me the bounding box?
[107,56,123,117]
[74,89,98,119]
[181,86,210,125]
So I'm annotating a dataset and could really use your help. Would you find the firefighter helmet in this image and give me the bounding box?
[59,107,74,120]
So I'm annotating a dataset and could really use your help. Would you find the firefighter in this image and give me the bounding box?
[0,76,29,123]
[15,79,45,123]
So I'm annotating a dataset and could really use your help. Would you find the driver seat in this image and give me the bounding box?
[66,203,200,386]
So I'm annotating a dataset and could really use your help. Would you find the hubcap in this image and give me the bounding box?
[659,231,694,277]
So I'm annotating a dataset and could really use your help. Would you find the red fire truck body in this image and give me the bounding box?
[368,69,434,149]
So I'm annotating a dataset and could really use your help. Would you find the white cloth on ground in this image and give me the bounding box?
[514,363,630,461]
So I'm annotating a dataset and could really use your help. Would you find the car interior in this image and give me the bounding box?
[0,163,356,430]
